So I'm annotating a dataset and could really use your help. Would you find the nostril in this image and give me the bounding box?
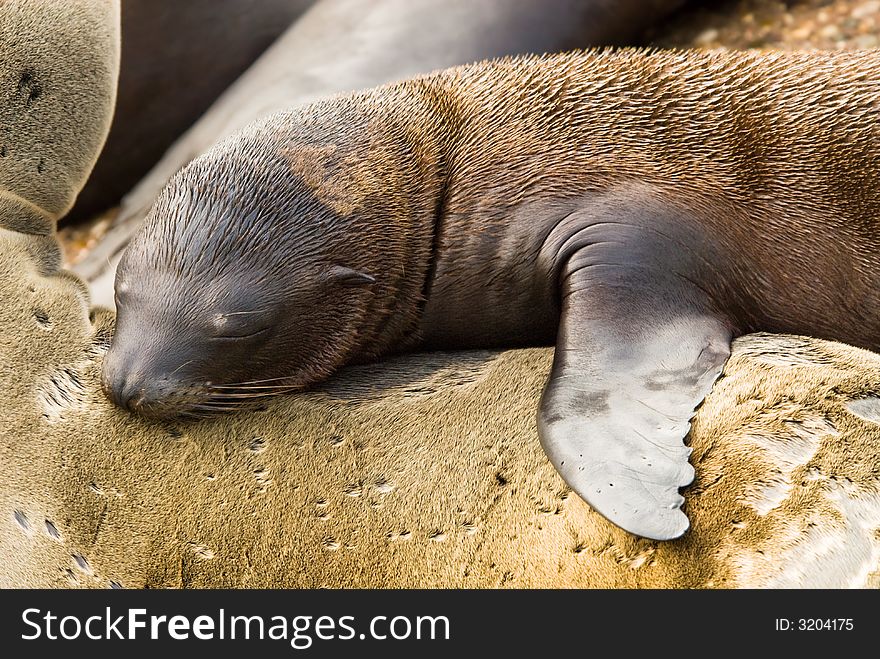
[114,382,157,415]
[101,360,184,419]
[101,368,143,413]
[124,389,146,413]
[118,376,159,414]
[111,376,178,417]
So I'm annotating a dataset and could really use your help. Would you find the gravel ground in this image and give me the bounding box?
[654,0,879,49]
[58,0,879,262]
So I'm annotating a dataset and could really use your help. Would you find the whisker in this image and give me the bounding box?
[198,399,244,408]
[212,375,296,386]
[168,359,194,378]
[210,384,299,393]
[210,384,297,392]
[208,391,295,400]
[221,310,269,317]
[189,404,239,414]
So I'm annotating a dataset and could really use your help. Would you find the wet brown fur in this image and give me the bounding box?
[110,49,880,417]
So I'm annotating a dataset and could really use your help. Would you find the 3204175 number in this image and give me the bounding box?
[775,619,854,631]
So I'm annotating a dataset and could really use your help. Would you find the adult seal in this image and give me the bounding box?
[102,49,880,541]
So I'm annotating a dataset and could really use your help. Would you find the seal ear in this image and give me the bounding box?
[324,265,376,287]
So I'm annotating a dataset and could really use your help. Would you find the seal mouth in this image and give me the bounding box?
[186,379,302,418]
[102,345,304,419]
[119,378,304,421]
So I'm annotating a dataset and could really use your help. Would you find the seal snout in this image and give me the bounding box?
[101,355,188,419]
[104,375,148,415]
[102,369,162,417]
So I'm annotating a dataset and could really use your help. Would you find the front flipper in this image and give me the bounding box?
[539,201,733,540]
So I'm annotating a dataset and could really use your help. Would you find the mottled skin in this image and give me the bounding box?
[104,50,880,540]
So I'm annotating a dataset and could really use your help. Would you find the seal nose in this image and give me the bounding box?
[119,382,148,414]
[102,370,147,413]
[102,353,188,418]
[102,352,158,414]
[103,334,209,418]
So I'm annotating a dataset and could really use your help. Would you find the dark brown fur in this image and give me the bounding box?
[113,50,878,374]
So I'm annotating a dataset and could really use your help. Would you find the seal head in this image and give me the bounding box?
[102,121,392,419]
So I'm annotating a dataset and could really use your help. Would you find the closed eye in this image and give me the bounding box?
[213,326,272,341]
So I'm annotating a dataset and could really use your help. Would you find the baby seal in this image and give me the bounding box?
[103,50,880,541]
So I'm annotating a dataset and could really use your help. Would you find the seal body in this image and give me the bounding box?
[75,0,687,306]
[104,49,880,540]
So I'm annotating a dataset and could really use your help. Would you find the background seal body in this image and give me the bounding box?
[65,0,316,223]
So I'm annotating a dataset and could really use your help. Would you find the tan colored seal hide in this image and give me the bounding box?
[2,235,879,587]
[0,0,119,240]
